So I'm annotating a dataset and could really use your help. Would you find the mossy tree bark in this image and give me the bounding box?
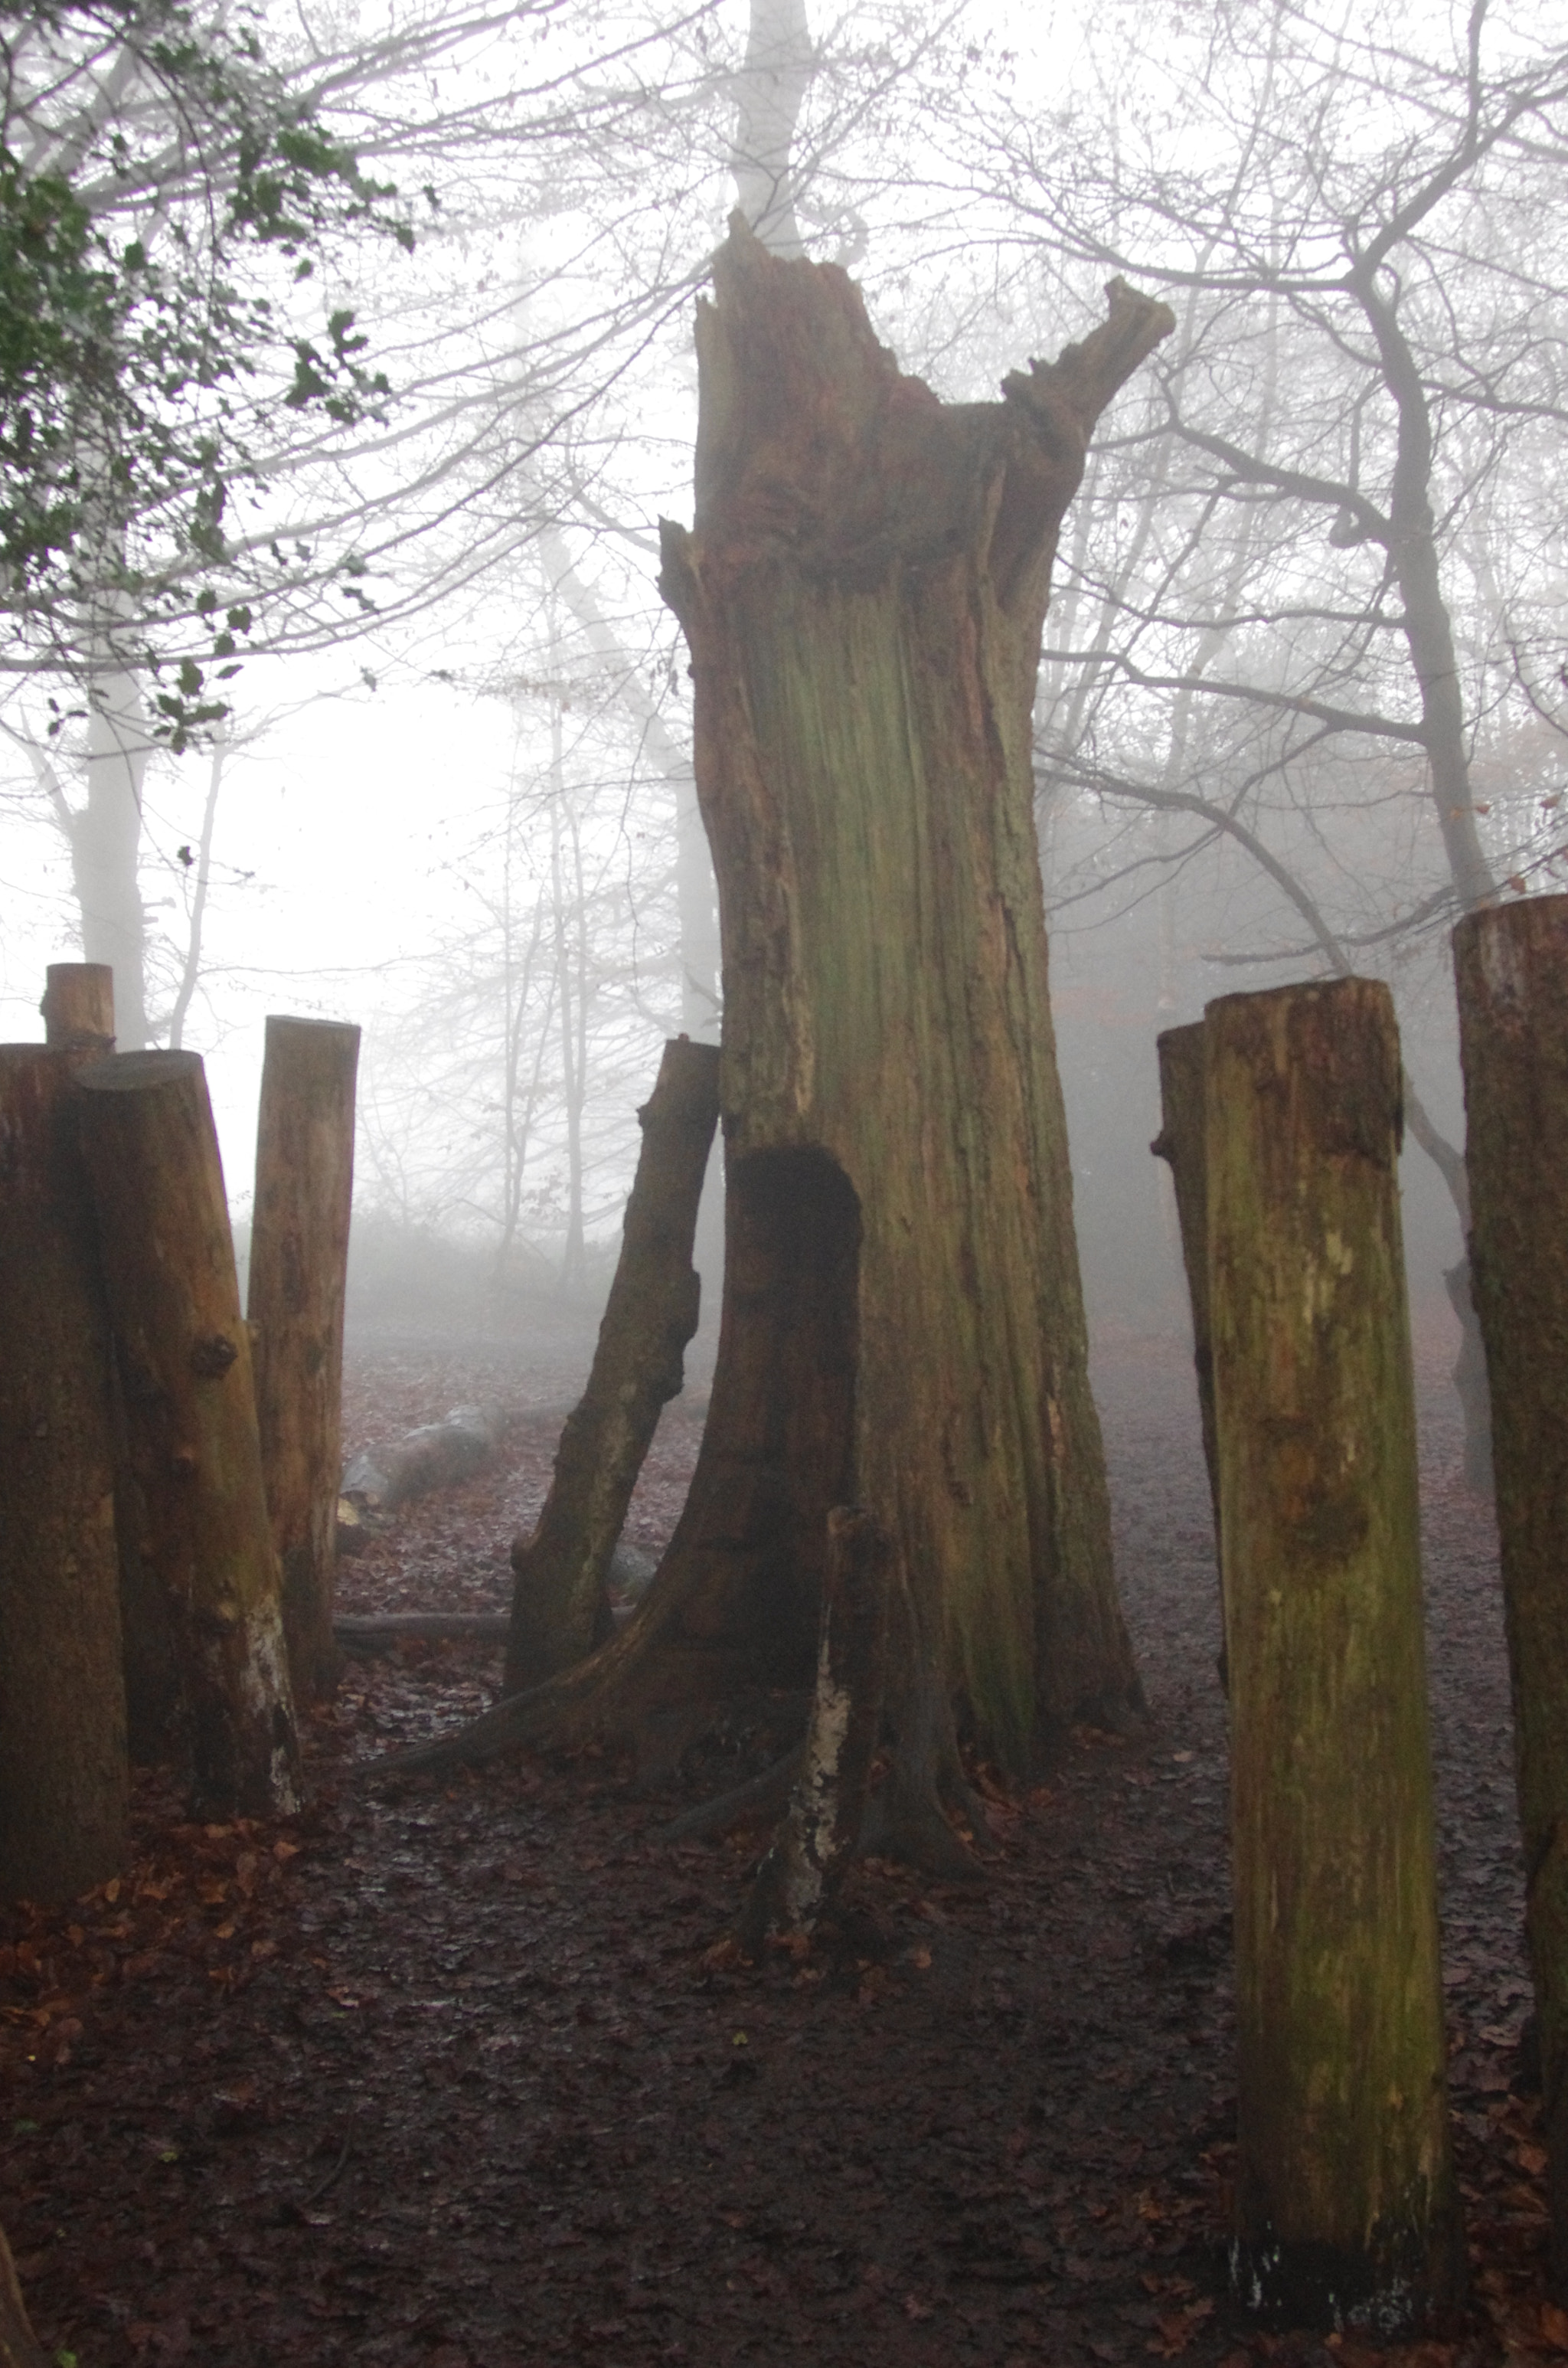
[1452,894,1568,2292]
[375,227,1168,1840]
[77,1050,301,1817]
[247,1016,360,1705]
[505,1038,719,1693]
[0,1048,129,1902]
[1206,979,1459,2329]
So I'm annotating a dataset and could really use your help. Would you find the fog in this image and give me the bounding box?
[3,0,1562,1405]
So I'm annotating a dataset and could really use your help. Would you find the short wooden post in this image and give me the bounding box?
[76,1051,301,1817]
[506,1038,720,1692]
[1152,1021,1222,1591]
[0,1048,129,1900]
[1206,977,1459,2328]
[1453,895,1568,2290]
[247,1016,361,1702]
[40,960,115,1057]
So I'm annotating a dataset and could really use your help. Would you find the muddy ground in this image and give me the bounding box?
[0,1305,1551,2368]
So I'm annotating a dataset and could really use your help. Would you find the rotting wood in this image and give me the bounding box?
[341,1402,509,1513]
[1206,977,1459,2329]
[735,1505,892,1957]
[1453,894,1568,2293]
[40,960,114,1058]
[76,1050,301,1817]
[505,1037,720,1691]
[0,1047,129,1902]
[248,1016,359,1703]
[1152,1020,1225,1681]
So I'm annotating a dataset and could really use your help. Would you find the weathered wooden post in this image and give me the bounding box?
[1206,977,1459,2327]
[0,1048,129,1900]
[76,1050,301,1816]
[506,1037,720,1691]
[40,960,116,1057]
[1453,895,1568,2291]
[247,1016,361,1702]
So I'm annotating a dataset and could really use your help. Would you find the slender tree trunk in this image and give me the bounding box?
[1206,978,1459,2329]
[1152,1022,1220,1564]
[247,1017,360,1704]
[1452,895,1568,2294]
[0,1048,129,1902]
[76,1050,301,1815]
[506,1039,719,1689]
[74,666,154,1048]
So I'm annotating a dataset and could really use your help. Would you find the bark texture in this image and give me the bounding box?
[737,1503,892,1954]
[649,218,1167,1768]
[247,1016,360,1703]
[41,960,115,1055]
[1452,895,1568,2291]
[0,1048,129,1902]
[1205,979,1459,2329]
[506,1039,720,1690]
[76,1050,301,1816]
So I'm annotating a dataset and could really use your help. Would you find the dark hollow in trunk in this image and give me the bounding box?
[1453,895,1568,2292]
[76,1050,301,1817]
[505,1038,720,1692]
[0,1047,129,1902]
[1206,978,1459,2330]
[247,1015,360,1703]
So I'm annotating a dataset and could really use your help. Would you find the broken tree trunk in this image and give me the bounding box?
[40,960,115,1058]
[1452,895,1568,2292]
[1152,1021,1221,1587]
[505,1038,720,1692]
[736,1505,892,1955]
[247,1015,360,1703]
[1206,979,1459,2329]
[0,1048,129,1902]
[341,1402,509,1513]
[367,226,1169,1836]
[76,1051,301,1817]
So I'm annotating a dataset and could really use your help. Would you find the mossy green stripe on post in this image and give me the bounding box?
[1205,977,1459,2329]
[1453,895,1568,2292]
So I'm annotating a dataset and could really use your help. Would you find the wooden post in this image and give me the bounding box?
[736,1503,892,1956]
[40,960,115,1057]
[1205,977,1459,2328]
[247,1016,361,1702]
[0,1048,129,1901]
[76,1050,301,1817]
[1152,1022,1222,1595]
[505,1038,720,1692]
[1453,895,1568,2291]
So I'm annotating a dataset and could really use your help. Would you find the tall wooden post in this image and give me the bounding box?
[0,1048,129,1900]
[1453,895,1568,2291]
[247,1016,361,1702]
[76,1051,301,1817]
[40,960,115,1057]
[1206,978,1459,2328]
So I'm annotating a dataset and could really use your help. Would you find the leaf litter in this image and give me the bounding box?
[0,1309,1550,2367]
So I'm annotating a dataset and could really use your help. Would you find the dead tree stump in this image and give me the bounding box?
[40,960,115,1058]
[736,1505,892,1956]
[1453,895,1568,2291]
[1205,978,1459,2329]
[247,1015,360,1702]
[0,1048,129,1902]
[77,1051,301,1817]
[505,1038,720,1692]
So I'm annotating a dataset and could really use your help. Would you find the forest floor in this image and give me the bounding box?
[0,1305,1551,2368]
